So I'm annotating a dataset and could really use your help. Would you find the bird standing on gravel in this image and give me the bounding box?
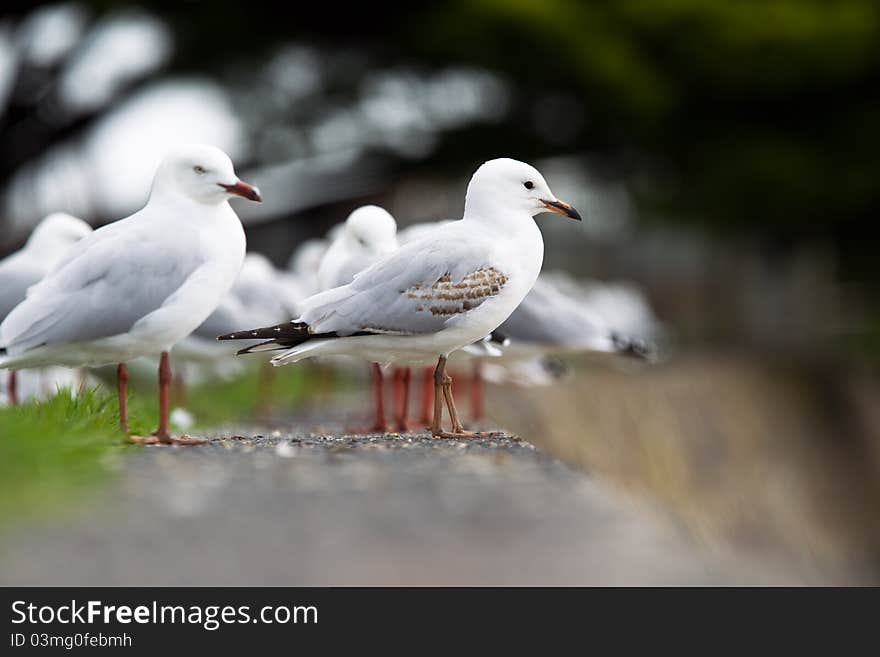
[220,158,581,438]
[0,144,261,444]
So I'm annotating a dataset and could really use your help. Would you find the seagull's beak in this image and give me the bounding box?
[541,198,581,221]
[219,180,262,202]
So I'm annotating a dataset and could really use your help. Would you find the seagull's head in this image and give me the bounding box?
[464,158,581,223]
[152,144,262,205]
[343,205,399,254]
[26,212,93,254]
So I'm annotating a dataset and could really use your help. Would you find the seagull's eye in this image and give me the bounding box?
[523,181,534,190]
[193,165,206,175]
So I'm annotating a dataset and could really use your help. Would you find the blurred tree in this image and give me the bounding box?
[3,0,879,285]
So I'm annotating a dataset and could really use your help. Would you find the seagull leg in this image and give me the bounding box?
[7,370,18,406]
[431,356,447,436]
[441,371,466,434]
[156,351,173,442]
[418,366,433,427]
[117,363,129,434]
[132,351,205,446]
[393,367,411,432]
[369,363,389,433]
[433,355,505,439]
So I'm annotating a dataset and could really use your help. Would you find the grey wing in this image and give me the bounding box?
[0,255,44,320]
[302,238,510,336]
[1,234,202,353]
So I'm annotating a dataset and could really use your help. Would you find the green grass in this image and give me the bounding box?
[0,387,122,523]
[0,364,307,530]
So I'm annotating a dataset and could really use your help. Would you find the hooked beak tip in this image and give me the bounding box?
[541,199,582,221]
[220,181,262,203]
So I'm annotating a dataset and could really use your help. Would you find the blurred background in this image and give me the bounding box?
[1,0,880,583]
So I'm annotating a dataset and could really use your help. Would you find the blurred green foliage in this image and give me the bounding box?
[418,0,880,242]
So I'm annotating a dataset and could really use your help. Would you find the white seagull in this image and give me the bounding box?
[0,144,261,443]
[0,212,93,404]
[219,158,581,438]
[316,204,402,431]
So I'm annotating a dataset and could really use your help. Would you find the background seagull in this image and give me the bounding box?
[315,205,402,431]
[220,157,581,438]
[481,272,658,389]
[0,144,261,444]
[0,212,92,405]
[317,205,399,290]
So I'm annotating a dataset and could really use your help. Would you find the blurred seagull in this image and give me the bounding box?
[0,144,261,443]
[315,205,401,431]
[317,205,399,290]
[0,212,92,404]
[220,158,581,438]
[488,273,656,384]
[175,252,293,366]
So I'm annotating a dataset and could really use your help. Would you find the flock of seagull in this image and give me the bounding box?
[0,144,656,443]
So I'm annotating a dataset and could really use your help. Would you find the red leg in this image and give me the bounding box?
[419,366,433,426]
[431,356,446,436]
[393,367,411,432]
[470,360,484,422]
[131,352,204,445]
[117,363,129,433]
[7,370,18,406]
[391,368,403,420]
[157,351,172,443]
[370,363,388,432]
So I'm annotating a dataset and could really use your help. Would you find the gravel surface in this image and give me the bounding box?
[0,426,784,585]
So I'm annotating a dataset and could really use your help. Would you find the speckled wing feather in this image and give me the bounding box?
[299,235,510,337]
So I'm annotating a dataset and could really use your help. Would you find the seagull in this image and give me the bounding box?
[317,205,399,290]
[476,273,656,391]
[315,205,403,431]
[0,212,93,405]
[502,273,656,358]
[399,218,508,425]
[219,157,581,438]
[0,144,261,444]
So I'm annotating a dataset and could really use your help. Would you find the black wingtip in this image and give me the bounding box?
[217,321,309,342]
[488,330,510,347]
